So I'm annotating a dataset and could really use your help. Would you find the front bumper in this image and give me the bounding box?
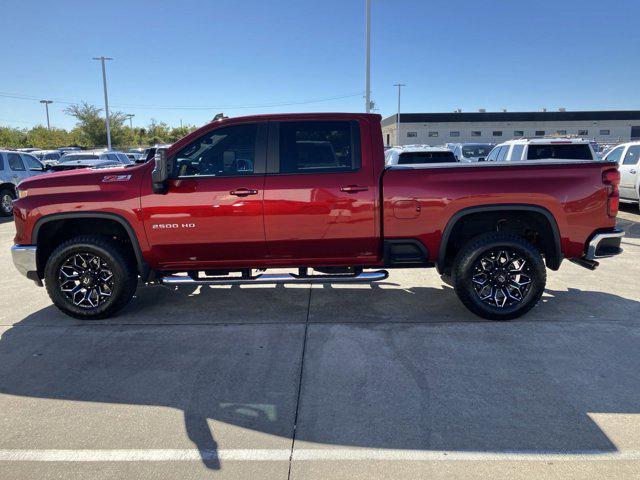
[11,245,41,286]
[584,228,624,260]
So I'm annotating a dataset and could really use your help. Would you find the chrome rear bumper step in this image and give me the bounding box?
[159,270,389,286]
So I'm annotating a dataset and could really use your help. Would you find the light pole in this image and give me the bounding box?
[365,0,371,113]
[39,100,53,130]
[92,56,113,150]
[393,83,405,146]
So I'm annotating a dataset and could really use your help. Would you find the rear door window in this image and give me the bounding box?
[398,151,457,164]
[277,121,360,174]
[7,153,25,171]
[622,146,640,165]
[510,145,524,160]
[527,144,593,160]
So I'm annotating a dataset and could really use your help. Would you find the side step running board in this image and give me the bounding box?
[159,270,389,286]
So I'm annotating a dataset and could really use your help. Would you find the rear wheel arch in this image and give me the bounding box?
[32,212,149,279]
[437,204,562,274]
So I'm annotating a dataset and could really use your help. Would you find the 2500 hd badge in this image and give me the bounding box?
[151,223,196,229]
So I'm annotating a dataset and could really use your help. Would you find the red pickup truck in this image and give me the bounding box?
[10,113,623,320]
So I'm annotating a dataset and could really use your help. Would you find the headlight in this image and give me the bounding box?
[17,189,28,199]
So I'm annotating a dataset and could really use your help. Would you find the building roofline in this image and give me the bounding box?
[381,110,640,127]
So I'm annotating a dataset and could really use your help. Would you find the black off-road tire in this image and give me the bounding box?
[44,235,138,319]
[0,187,15,217]
[451,232,546,320]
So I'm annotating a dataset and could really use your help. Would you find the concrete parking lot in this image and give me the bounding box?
[0,206,639,479]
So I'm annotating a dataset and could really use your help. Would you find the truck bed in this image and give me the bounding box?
[382,160,617,265]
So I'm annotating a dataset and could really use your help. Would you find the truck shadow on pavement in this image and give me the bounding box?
[0,284,639,470]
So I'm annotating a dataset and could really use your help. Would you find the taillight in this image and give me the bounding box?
[602,168,620,217]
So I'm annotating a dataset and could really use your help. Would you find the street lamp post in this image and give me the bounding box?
[39,100,53,130]
[92,56,113,150]
[393,83,405,146]
[365,0,371,113]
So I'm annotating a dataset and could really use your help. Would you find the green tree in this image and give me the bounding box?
[64,102,127,148]
[25,126,73,149]
[0,126,27,148]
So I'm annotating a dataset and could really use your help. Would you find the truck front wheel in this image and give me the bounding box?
[452,232,546,320]
[44,235,138,319]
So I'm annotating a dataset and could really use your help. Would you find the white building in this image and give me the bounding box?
[381,110,640,146]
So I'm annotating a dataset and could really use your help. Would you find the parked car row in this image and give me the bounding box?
[384,137,598,166]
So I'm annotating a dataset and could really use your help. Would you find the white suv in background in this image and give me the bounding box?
[604,142,640,207]
[485,138,596,162]
[385,145,458,165]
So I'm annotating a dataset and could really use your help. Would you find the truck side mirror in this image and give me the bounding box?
[151,148,172,194]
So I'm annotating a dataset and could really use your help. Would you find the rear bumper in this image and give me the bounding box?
[11,245,41,286]
[584,228,624,260]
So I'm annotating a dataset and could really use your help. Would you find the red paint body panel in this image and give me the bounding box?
[382,163,616,262]
[263,116,380,263]
[12,112,617,274]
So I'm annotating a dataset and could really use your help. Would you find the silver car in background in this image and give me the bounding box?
[0,150,47,216]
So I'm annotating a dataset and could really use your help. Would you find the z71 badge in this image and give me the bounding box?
[102,174,132,182]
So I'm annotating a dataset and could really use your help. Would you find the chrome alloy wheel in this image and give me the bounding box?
[58,253,114,308]
[1,193,13,214]
[471,249,532,308]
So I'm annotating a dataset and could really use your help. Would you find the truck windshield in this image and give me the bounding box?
[462,145,492,158]
[527,144,592,160]
[398,151,457,164]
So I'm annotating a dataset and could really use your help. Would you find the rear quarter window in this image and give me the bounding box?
[527,144,593,160]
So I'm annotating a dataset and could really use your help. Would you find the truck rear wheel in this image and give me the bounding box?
[451,232,546,320]
[44,235,138,319]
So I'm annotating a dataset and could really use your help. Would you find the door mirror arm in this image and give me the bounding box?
[151,148,173,194]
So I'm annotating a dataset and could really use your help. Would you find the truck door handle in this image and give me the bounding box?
[230,188,258,197]
[340,185,368,193]
[631,169,637,174]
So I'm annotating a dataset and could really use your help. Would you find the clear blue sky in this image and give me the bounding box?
[2,0,639,130]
